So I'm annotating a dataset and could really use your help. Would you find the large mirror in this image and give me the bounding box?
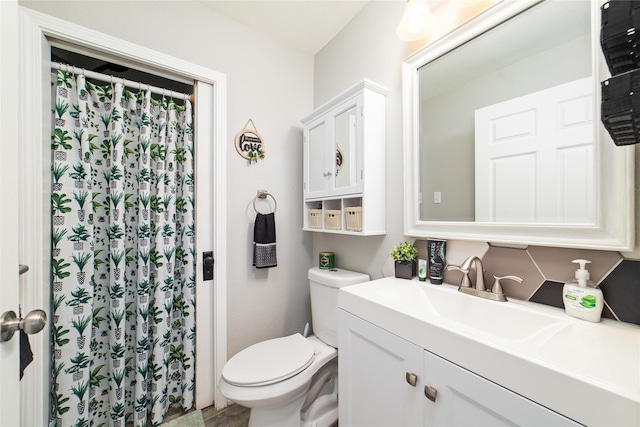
[402,0,634,250]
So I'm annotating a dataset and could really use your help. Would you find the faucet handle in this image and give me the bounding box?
[446,265,471,288]
[491,275,523,296]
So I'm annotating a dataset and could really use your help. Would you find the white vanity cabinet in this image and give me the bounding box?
[301,79,387,235]
[339,310,580,427]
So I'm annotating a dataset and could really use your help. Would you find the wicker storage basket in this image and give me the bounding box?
[308,209,323,229]
[325,210,342,230]
[345,207,363,232]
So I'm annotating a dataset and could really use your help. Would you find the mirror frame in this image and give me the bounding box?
[402,0,635,251]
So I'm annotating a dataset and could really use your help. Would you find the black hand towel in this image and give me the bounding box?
[253,212,277,268]
[20,330,34,380]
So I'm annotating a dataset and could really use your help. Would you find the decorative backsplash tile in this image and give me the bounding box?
[530,280,618,321]
[414,239,640,326]
[598,260,640,325]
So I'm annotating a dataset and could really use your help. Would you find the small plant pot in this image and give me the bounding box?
[394,261,415,280]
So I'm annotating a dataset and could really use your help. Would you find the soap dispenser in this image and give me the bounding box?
[562,259,604,323]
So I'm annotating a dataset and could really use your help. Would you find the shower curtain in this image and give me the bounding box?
[50,70,196,427]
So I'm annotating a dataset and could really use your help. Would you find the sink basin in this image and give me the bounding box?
[372,279,570,344]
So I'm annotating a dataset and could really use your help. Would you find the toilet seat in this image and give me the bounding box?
[222,333,315,387]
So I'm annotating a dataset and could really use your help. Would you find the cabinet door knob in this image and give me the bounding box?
[405,372,418,387]
[424,385,438,402]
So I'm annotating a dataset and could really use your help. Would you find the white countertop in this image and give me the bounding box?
[339,277,640,426]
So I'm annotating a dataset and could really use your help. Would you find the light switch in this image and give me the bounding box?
[434,191,442,204]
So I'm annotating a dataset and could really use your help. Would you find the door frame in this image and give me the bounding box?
[0,1,23,426]
[18,8,228,425]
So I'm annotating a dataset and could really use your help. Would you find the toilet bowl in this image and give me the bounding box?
[217,267,370,427]
[218,334,338,427]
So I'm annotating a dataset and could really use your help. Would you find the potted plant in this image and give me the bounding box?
[390,241,418,279]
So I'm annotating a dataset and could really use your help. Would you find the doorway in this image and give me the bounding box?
[15,8,228,426]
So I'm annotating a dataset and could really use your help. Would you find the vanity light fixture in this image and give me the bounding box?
[397,0,435,41]
[449,0,483,8]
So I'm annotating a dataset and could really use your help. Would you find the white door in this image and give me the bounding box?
[1,0,23,425]
[475,77,594,223]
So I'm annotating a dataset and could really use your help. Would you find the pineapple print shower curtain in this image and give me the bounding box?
[50,71,196,427]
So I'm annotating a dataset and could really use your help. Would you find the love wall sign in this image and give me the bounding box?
[235,119,265,164]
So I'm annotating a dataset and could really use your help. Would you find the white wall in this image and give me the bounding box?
[20,0,315,358]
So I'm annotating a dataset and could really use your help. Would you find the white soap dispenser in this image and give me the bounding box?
[562,259,604,323]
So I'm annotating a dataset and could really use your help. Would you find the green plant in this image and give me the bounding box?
[52,193,72,215]
[73,191,89,209]
[52,163,70,183]
[71,252,92,272]
[70,164,87,181]
[52,228,68,248]
[68,224,90,242]
[389,241,418,263]
[52,128,73,151]
[54,99,70,119]
[56,69,73,89]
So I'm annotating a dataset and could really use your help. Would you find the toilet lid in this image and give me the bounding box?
[222,333,315,387]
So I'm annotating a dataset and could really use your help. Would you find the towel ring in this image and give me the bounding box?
[253,190,277,214]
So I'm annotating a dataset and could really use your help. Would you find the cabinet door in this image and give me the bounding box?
[304,120,329,198]
[423,350,579,427]
[339,311,424,427]
[333,103,360,196]
[304,97,362,200]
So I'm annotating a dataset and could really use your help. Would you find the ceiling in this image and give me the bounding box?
[199,1,370,54]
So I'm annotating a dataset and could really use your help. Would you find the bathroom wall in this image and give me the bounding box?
[312,2,640,324]
[20,1,315,358]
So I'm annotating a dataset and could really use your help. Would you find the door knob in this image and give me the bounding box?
[0,309,47,342]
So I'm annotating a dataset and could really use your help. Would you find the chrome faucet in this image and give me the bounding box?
[446,256,521,302]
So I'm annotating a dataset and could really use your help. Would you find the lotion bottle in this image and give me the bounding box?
[562,259,604,323]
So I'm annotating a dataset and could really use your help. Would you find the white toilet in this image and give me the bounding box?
[218,267,370,427]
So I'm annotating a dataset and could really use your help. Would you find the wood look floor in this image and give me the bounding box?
[161,404,250,427]
[202,404,250,427]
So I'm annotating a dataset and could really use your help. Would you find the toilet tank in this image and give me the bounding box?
[308,267,370,347]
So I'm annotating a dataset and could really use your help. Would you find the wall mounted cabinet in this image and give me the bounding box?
[301,79,387,235]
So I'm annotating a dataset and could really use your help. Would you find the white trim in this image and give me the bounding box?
[401,0,635,251]
[18,8,228,424]
[1,1,24,426]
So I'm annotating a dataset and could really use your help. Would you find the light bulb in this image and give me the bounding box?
[397,0,435,41]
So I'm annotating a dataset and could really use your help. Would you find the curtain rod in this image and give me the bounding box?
[51,61,193,102]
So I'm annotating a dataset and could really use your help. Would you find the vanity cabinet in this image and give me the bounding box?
[301,79,387,235]
[339,310,579,427]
